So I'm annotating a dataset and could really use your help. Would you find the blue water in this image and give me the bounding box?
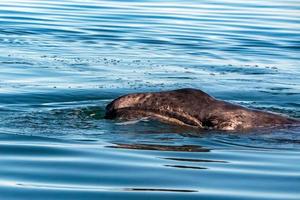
[0,0,300,199]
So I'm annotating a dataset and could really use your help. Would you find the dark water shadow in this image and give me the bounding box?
[124,188,198,193]
[164,165,207,170]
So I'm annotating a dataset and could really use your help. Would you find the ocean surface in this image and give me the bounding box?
[0,0,300,199]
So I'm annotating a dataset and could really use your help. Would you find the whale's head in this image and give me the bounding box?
[104,89,214,128]
[105,92,157,118]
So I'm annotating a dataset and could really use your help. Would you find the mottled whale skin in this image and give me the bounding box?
[105,88,299,131]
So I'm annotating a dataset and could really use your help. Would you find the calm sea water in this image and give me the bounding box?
[0,0,300,199]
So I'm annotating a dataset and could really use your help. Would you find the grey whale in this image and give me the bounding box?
[105,88,299,131]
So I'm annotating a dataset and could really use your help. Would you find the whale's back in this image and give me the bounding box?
[105,88,299,130]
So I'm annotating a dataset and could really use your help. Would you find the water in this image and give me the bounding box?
[0,0,300,199]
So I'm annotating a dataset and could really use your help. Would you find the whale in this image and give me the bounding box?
[105,88,299,131]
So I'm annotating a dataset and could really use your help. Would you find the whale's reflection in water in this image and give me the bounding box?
[108,143,229,171]
[109,143,210,152]
[164,157,227,163]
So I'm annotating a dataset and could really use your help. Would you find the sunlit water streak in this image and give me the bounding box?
[0,0,300,199]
